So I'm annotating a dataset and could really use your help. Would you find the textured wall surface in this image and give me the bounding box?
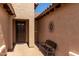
[0,5,11,50]
[37,4,79,56]
[12,3,35,47]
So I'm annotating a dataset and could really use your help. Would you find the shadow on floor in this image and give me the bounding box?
[8,43,16,52]
[35,42,46,56]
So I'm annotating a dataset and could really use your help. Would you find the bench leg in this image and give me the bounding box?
[47,52,55,56]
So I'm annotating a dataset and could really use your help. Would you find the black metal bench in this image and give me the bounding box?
[38,40,57,56]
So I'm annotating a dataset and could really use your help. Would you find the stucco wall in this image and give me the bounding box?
[0,5,12,50]
[37,4,79,56]
[12,3,34,19]
[12,3,35,47]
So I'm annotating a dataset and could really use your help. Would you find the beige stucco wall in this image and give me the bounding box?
[12,3,34,47]
[37,4,79,56]
[0,5,13,50]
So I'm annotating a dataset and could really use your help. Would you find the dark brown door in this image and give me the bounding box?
[16,21,26,43]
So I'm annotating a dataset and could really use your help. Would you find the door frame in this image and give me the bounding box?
[13,19,29,45]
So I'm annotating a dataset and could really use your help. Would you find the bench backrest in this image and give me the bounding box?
[45,40,57,49]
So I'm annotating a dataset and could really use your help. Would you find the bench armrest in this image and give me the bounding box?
[0,45,7,56]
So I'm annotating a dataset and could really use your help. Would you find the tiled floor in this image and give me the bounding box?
[7,43,43,56]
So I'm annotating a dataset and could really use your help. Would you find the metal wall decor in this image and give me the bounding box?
[49,21,54,32]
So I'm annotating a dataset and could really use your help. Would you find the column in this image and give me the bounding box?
[29,19,35,48]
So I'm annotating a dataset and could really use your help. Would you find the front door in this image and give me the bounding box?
[16,21,26,43]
